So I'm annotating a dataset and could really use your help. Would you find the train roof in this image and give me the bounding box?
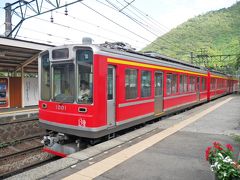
[39,43,214,75]
[97,42,205,70]
[94,43,208,74]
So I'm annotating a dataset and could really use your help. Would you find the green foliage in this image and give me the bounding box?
[143,2,240,72]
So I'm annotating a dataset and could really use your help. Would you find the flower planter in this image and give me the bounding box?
[205,142,240,180]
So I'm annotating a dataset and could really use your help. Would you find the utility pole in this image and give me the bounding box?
[190,52,194,63]
[5,3,12,38]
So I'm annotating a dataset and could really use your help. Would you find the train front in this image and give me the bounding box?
[38,45,105,157]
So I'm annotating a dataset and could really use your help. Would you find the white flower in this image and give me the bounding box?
[210,166,214,172]
[223,156,233,163]
[218,153,224,159]
[223,172,227,177]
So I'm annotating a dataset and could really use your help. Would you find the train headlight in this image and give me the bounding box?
[42,103,47,109]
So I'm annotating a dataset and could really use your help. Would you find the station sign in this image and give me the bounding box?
[0,77,9,108]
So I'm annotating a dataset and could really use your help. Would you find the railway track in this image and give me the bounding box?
[0,135,45,148]
[0,137,56,179]
[0,137,43,160]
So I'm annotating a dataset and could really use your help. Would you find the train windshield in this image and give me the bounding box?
[76,49,93,104]
[52,63,75,103]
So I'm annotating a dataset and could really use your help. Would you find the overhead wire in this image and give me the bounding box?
[126,0,170,32]
[12,8,124,43]
[13,11,146,49]
[101,0,185,53]
[9,2,148,48]
[16,26,78,43]
[114,0,167,34]
[119,0,188,51]
[52,8,147,44]
[10,13,117,45]
[80,1,155,45]
[105,0,162,37]
[15,34,63,44]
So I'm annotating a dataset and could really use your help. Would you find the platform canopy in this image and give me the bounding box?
[0,37,53,73]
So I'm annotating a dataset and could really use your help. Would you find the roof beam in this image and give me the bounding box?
[15,53,39,72]
[0,37,53,50]
[1,56,26,60]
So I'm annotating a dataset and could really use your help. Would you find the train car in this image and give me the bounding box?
[39,43,236,157]
[229,76,239,93]
[208,70,229,100]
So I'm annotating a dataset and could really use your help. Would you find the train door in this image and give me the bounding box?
[196,77,200,101]
[154,71,163,115]
[107,65,116,127]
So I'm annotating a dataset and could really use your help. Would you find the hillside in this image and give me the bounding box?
[143,2,240,71]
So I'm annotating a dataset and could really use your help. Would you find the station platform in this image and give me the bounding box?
[8,95,240,180]
[0,106,38,121]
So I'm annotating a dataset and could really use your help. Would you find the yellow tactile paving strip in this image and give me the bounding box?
[0,108,38,115]
[63,97,233,180]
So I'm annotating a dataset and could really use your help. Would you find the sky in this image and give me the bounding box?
[0,0,238,50]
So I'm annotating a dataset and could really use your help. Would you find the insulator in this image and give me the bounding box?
[50,11,54,23]
[65,6,68,15]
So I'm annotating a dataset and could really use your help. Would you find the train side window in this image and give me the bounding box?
[172,74,178,94]
[193,77,196,92]
[201,77,206,91]
[189,76,195,92]
[184,75,188,92]
[107,68,113,100]
[141,70,151,97]
[180,75,184,93]
[210,78,213,90]
[125,69,138,99]
[167,74,172,95]
[212,78,216,90]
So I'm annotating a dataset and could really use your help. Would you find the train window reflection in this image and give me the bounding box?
[52,64,74,103]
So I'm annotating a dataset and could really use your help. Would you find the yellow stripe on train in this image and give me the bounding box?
[107,58,207,77]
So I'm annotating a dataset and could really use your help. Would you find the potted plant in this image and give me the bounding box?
[205,142,240,180]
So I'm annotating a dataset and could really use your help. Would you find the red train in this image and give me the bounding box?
[39,43,239,157]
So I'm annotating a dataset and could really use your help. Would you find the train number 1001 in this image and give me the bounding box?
[56,105,66,111]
